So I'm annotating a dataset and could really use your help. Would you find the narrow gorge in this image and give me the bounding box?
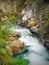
[0,0,49,65]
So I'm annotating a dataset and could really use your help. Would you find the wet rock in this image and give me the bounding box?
[6,39,25,55]
[12,32,21,39]
[44,42,49,49]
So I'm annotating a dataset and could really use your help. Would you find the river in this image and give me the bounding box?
[12,27,49,65]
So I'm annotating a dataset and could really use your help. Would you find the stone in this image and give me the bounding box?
[12,32,21,39]
[27,18,37,28]
[6,39,25,55]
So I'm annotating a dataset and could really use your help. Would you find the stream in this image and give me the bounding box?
[12,27,49,65]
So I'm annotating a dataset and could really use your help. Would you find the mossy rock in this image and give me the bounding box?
[8,36,15,41]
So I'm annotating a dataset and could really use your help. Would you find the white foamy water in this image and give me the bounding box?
[12,27,49,65]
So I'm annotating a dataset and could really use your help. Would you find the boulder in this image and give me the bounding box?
[11,40,25,54]
[6,39,25,55]
[12,32,21,39]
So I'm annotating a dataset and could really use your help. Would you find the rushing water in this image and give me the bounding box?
[12,27,49,65]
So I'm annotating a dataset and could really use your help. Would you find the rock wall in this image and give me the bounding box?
[21,1,49,49]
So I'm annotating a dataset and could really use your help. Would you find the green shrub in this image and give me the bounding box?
[5,57,29,65]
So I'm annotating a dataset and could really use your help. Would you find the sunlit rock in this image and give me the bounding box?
[27,18,37,27]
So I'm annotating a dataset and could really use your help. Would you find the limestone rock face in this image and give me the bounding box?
[21,0,49,49]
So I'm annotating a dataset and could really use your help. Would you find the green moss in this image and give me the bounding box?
[0,38,7,45]
[0,48,7,55]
